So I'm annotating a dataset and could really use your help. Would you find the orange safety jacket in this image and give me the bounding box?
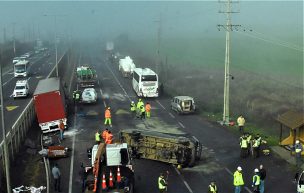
[105,109,111,118]
[106,133,113,144]
[145,104,151,112]
[102,130,109,140]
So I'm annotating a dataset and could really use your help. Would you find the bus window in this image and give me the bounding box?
[141,75,157,81]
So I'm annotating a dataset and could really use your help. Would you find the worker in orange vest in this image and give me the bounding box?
[145,102,151,118]
[105,131,113,144]
[102,128,109,142]
[104,107,112,127]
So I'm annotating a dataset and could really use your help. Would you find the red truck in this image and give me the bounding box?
[33,77,67,133]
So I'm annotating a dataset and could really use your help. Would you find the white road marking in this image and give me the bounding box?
[3,77,14,86]
[105,63,131,102]
[68,106,77,193]
[100,89,107,107]
[169,112,175,118]
[244,187,253,193]
[156,100,166,110]
[174,167,194,193]
[224,167,233,175]
[178,121,185,129]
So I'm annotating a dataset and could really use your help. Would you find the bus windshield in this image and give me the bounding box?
[141,75,157,81]
[15,65,26,72]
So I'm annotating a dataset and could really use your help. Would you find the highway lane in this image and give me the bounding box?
[99,49,297,192]
[0,52,57,140]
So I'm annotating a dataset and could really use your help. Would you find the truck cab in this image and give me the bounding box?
[14,60,29,77]
[13,80,29,98]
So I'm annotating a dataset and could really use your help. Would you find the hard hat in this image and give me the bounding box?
[296,140,300,144]
[254,168,259,173]
[237,166,242,171]
[108,107,111,110]
[131,101,134,103]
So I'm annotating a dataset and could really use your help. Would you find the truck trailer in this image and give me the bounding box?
[33,77,67,133]
[76,66,98,88]
[84,143,135,193]
[120,129,202,167]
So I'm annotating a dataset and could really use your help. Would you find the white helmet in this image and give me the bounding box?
[254,168,259,173]
[237,166,242,171]
[296,140,300,144]
[131,101,134,103]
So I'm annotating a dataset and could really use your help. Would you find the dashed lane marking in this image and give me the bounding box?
[169,112,175,118]
[156,100,166,110]
[68,104,77,193]
[174,167,194,193]
[100,89,107,107]
[3,77,14,86]
[178,121,185,129]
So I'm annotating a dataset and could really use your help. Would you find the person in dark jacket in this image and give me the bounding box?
[259,164,266,193]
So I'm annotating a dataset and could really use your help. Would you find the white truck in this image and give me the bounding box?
[14,60,28,77]
[13,80,29,99]
[118,56,136,78]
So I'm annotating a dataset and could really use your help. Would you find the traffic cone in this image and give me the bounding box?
[102,173,107,190]
[109,170,114,188]
[117,166,121,183]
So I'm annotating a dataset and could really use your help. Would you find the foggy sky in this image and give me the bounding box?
[0,1,302,44]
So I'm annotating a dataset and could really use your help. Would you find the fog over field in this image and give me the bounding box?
[0,1,303,131]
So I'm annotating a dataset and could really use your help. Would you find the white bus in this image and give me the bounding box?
[132,68,159,97]
[14,60,29,77]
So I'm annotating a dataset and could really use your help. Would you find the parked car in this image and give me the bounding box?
[170,96,196,114]
[81,88,97,103]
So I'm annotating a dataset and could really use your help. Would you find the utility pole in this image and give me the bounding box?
[12,22,16,57]
[0,49,12,193]
[154,13,162,75]
[218,0,240,125]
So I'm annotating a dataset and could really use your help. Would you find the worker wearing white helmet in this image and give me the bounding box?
[130,101,136,113]
[233,166,244,193]
[252,168,260,193]
[294,140,303,168]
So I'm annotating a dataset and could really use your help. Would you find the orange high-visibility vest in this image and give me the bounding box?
[145,104,151,112]
[102,130,109,140]
[106,133,113,144]
[105,109,111,118]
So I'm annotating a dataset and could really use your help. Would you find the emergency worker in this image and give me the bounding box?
[104,107,112,127]
[233,166,244,193]
[95,130,101,144]
[255,134,262,157]
[140,105,145,119]
[145,102,151,118]
[130,101,136,113]
[237,115,245,133]
[105,131,113,144]
[294,140,303,168]
[240,135,248,158]
[158,173,167,193]
[252,168,260,193]
[136,98,144,110]
[102,128,109,142]
[208,181,218,193]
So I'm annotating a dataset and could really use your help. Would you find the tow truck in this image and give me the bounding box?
[84,143,135,193]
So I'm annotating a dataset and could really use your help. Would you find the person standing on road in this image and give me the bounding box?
[158,173,168,193]
[95,130,101,144]
[240,135,248,158]
[105,131,113,144]
[140,105,146,120]
[237,115,245,133]
[130,101,136,115]
[294,140,303,168]
[59,120,65,141]
[52,163,61,192]
[102,128,109,142]
[252,168,260,193]
[145,102,151,118]
[104,107,112,127]
[259,165,266,193]
[233,166,244,193]
[208,181,218,193]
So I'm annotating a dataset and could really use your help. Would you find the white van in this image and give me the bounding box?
[13,80,29,98]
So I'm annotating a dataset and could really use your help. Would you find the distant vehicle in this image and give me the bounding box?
[13,80,29,99]
[120,129,202,167]
[106,41,114,51]
[132,68,159,98]
[14,60,29,77]
[12,57,20,64]
[23,53,30,58]
[171,96,196,114]
[119,56,136,78]
[81,88,97,103]
[85,143,135,193]
[76,66,97,87]
[33,77,67,133]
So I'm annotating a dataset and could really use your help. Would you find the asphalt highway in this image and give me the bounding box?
[54,46,297,193]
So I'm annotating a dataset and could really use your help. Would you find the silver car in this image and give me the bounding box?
[171,96,196,114]
[81,88,97,103]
